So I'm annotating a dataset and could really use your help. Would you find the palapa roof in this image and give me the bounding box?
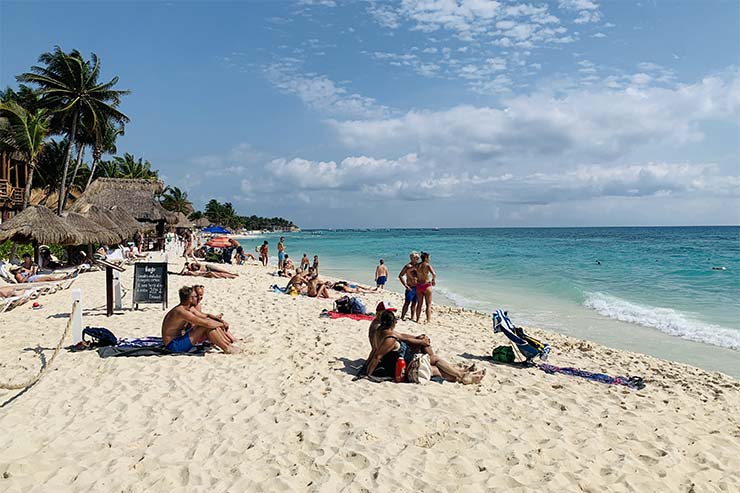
[174,212,191,226]
[0,205,78,245]
[71,202,148,237]
[72,178,177,223]
[194,217,209,228]
[107,205,155,234]
[62,211,124,245]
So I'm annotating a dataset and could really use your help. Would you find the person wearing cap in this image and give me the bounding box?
[374,259,388,290]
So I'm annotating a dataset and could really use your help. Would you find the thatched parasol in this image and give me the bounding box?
[72,178,177,224]
[73,203,138,239]
[174,212,191,226]
[0,205,78,245]
[107,205,154,234]
[62,211,124,245]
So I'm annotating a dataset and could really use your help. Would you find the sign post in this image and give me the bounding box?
[133,262,168,310]
[113,270,122,310]
[72,288,82,343]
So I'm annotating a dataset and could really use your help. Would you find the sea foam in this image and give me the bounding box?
[584,292,740,350]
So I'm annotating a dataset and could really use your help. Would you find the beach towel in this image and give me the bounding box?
[97,345,205,358]
[326,311,375,321]
[538,363,646,390]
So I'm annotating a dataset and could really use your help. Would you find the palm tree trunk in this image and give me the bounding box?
[22,161,36,210]
[57,109,80,215]
[62,143,84,210]
[86,156,99,190]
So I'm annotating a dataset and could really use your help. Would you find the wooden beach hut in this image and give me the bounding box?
[72,178,176,250]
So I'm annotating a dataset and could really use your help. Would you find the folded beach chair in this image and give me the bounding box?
[492,309,551,363]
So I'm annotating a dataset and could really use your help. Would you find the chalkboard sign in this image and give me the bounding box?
[133,262,168,310]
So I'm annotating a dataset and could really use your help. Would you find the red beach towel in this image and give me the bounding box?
[327,311,375,321]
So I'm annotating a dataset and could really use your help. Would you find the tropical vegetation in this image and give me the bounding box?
[0,45,298,236]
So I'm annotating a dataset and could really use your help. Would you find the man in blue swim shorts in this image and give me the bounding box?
[398,251,420,321]
[374,259,388,290]
[161,286,240,354]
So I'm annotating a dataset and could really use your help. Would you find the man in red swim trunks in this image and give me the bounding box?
[414,251,437,324]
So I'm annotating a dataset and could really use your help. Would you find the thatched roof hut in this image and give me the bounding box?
[194,217,209,228]
[62,211,124,245]
[107,205,154,234]
[174,212,191,227]
[72,178,177,224]
[72,203,140,239]
[0,205,78,245]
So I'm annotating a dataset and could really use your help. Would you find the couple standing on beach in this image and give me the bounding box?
[399,251,436,324]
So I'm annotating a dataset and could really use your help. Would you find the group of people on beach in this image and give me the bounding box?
[397,251,436,324]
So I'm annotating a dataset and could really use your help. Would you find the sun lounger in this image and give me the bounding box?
[1,288,39,313]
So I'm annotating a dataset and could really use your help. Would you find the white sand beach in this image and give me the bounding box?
[1,260,738,492]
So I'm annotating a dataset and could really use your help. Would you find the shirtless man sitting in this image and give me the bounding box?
[306,267,331,298]
[161,286,239,353]
[191,285,237,344]
[285,269,309,293]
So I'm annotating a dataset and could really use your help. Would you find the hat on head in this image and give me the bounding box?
[8,264,22,272]
[376,300,397,312]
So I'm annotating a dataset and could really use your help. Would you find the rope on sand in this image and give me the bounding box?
[0,300,79,391]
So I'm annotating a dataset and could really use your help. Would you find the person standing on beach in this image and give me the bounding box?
[182,229,195,262]
[161,286,239,354]
[300,253,310,272]
[398,251,420,321]
[277,236,286,270]
[414,252,437,324]
[313,255,320,275]
[259,241,269,267]
[375,259,389,290]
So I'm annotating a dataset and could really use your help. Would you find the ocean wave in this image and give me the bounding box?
[583,292,740,350]
[435,286,486,309]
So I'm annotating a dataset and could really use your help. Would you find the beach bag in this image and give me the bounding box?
[407,353,433,384]
[334,296,352,314]
[83,327,118,347]
[491,345,515,363]
[349,297,366,315]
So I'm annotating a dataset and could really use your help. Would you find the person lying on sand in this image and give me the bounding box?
[161,286,240,354]
[180,262,238,279]
[362,310,484,384]
[190,285,237,344]
[329,280,375,294]
[306,267,332,298]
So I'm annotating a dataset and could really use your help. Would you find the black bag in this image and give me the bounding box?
[82,327,118,347]
[334,296,352,314]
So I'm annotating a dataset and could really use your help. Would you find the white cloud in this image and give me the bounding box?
[368,1,402,29]
[330,72,740,165]
[264,60,392,118]
[558,0,602,24]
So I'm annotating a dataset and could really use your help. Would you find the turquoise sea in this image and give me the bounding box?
[238,227,740,377]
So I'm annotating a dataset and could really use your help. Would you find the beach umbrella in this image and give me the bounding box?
[0,205,78,245]
[73,203,139,239]
[106,205,154,235]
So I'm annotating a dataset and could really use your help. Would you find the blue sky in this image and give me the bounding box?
[2,0,738,227]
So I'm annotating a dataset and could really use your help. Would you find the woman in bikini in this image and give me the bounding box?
[414,251,436,323]
[362,311,484,384]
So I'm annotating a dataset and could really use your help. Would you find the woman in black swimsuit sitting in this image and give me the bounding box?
[363,311,485,384]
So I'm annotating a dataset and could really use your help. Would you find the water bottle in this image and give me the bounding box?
[395,357,406,383]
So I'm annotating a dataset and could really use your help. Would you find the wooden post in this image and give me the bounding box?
[106,266,113,317]
[72,289,83,343]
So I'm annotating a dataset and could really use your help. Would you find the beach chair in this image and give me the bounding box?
[492,309,551,362]
[1,288,39,313]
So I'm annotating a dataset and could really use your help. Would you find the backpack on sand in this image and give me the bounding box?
[349,297,366,315]
[334,296,352,314]
[82,327,118,347]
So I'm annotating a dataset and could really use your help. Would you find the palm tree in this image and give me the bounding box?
[0,101,50,209]
[17,46,130,214]
[85,119,124,189]
[161,186,193,214]
[112,153,158,179]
